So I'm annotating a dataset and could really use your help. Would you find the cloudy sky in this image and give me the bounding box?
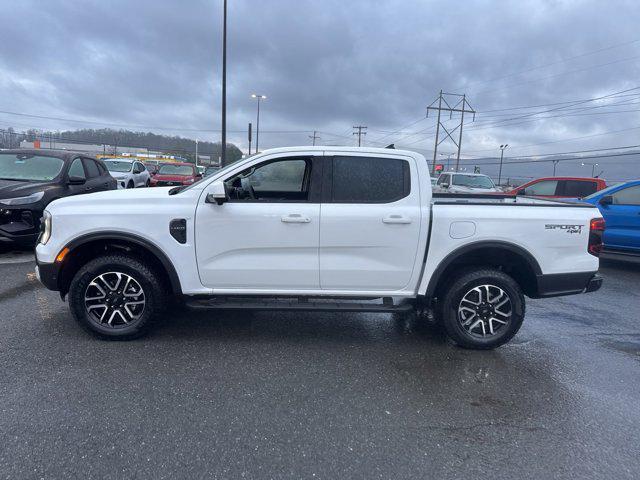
[1,0,639,180]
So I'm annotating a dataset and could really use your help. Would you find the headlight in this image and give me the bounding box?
[39,211,52,245]
[0,191,45,205]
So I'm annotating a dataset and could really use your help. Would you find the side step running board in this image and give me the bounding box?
[185,297,414,313]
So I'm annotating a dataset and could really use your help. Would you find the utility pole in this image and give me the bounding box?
[353,126,367,146]
[309,130,320,146]
[251,94,266,153]
[248,122,252,155]
[220,0,227,167]
[195,139,199,167]
[427,91,476,174]
[498,144,508,185]
[552,159,559,176]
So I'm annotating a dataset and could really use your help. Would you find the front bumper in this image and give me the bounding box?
[535,272,602,298]
[0,207,42,246]
[35,259,60,291]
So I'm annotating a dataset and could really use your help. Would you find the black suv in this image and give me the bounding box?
[0,149,116,247]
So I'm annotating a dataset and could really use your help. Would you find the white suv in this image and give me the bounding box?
[436,172,498,193]
[103,159,150,189]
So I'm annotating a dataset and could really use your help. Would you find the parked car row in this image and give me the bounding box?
[0,149,215,247]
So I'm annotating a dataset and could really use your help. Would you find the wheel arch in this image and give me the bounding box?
[425,241,542,299]
[57,231,182,296]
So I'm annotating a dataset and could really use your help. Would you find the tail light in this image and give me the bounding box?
[588,217,605,257]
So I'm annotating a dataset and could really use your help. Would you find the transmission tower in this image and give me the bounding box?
[353,126,367,147]
[426,91,476,174]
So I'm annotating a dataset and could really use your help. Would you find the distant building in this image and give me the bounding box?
[20,139,149,155]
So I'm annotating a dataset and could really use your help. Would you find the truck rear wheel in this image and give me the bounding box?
[439,268,525,349]
[68,254,166,340]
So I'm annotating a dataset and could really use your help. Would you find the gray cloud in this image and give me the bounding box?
[1,0,639,179]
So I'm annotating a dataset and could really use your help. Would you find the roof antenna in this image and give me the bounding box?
[385,143,395,149]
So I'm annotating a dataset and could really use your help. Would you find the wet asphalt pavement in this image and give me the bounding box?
[0,251,639,479]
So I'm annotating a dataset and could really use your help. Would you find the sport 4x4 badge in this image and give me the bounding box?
[545,224,583,234]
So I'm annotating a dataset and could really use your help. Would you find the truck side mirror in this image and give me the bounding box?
[205,180,227,205]
[599,195,613,206]
[441,183,449,189]
[516,189,526,196]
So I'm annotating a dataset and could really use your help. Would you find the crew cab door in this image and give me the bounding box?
[319,154,422,292]
[195,155,322,290]
[601,185,640,252]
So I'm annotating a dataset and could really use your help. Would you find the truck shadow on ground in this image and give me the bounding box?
[153,307,452,347]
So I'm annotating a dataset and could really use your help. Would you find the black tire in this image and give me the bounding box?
[127,180,134,189]
[68,254,167,340]
[439,268,525,350]
[145,179,150,187]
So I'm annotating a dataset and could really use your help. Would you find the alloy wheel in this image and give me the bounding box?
[84,272,146,327]
[457,284,512,338]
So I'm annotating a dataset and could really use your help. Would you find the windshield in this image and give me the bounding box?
[104,160,133,173]
[0,153,65,181]
[159,164,194,176]
[583,183,618,200]
[452,174,495,189]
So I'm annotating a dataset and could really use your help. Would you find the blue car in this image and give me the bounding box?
[581,180,640,254]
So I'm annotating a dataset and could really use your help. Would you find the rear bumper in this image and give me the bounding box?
[534,271,602,298]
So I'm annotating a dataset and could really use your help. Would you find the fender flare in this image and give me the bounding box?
[424,240,542,297]
[62,231,182,294]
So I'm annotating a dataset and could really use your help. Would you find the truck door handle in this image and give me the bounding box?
[382,214,412,224]
[281,214,311,223]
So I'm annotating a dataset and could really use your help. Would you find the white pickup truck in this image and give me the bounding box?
[35,147,604,349]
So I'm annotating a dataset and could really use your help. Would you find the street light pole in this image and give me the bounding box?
[251,94,266,153]
[498,144,508,185]
[439,152,454,171]
[195,139,199,167]
[220,0,227,167]
[581,162,598,177]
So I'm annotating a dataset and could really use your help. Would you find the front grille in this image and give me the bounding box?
[156,181,182,186]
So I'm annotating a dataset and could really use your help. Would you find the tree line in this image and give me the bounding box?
[0,127,243,164]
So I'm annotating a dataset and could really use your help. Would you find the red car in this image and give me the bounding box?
[507,177,607,199]
[143,163,160,176]
[150,162,201,187]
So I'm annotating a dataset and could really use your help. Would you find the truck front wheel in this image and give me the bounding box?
[68,254,166,340]
[439,268,525,349]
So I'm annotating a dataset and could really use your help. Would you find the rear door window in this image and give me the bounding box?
[82,158,101,178]
[523,180,558,196]
[612,185,640,205]
[331,156,410,203]
[560,180,598,197]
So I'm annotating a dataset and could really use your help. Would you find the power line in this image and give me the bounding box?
[472,55,640,96]
[467,151,640,166]
[460,38,640,91]
[468,144,640,161]
[465,125,640,154]
[0,109,313,134]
